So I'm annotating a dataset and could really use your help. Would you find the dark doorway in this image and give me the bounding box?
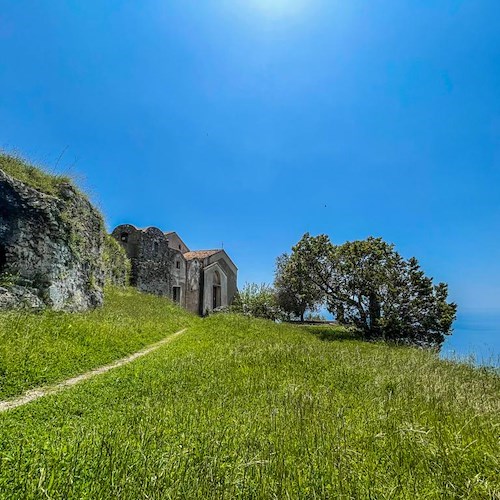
[0,244,7,274]
[212,270,221,309]
[212,285,221,309]
[173,286,181,303]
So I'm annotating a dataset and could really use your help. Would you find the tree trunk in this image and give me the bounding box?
[368,292,381,338]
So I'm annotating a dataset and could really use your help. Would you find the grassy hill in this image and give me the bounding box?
[0,290,498,499]
[0,287,197,399]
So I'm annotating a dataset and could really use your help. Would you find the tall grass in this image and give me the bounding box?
[0,287,196,399]
[0,152,72,196]
[0,309,498,499]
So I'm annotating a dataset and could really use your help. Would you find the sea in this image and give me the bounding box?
[441,311,500,368]
[318,308,500,368]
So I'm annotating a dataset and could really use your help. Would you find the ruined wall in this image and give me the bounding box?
[0,153,238,314]
[0,164,105,311]
[112,225,175,297]
[112,224,238,315]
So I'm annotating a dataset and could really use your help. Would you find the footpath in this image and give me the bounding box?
[0,327,187,413]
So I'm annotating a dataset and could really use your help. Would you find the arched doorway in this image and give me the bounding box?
[212,270,221,309]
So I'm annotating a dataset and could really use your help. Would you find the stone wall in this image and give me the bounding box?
[112,225,177,298]
[0,154,238,314]
[0,165,105,311]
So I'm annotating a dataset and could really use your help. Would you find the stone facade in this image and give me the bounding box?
[0,168,105,311]
[112,224,238,315]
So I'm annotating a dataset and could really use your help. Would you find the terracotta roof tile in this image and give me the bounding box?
[183,249,221,261]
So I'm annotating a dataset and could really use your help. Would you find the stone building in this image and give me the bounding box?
[111,224,237,315]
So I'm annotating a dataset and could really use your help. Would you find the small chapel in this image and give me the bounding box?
[112,224,238,315]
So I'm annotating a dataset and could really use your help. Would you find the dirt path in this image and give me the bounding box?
[0,327,187,413]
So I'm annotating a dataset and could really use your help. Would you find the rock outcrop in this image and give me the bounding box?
[0,164,105,311]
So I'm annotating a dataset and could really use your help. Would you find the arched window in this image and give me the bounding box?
[153,241,159,255]
[120,232,129,243]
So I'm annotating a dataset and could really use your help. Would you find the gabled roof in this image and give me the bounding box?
[183,249,222,261]
[164,231,190,252]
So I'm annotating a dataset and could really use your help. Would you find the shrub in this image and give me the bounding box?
[103,235,130,286]
[231,283,282,321]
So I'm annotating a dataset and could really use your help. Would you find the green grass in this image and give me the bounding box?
[0,299,498,499]
[0,152,73,196]
[0,287,197,399]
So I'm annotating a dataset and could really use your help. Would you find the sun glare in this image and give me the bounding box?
[249,0,308,18]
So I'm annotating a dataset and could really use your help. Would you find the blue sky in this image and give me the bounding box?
[1,0,499,315]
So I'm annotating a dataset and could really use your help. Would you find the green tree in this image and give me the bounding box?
[290,233,457,347]
[232,283,282,321]
[274,253,322,322]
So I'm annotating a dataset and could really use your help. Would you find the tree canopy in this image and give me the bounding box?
[274,253,323,322]
[281,234,457,347]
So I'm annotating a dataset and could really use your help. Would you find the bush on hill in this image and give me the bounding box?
[231,283,282,321]
[103,235,130,286]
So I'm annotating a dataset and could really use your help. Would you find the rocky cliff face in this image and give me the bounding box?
[0,167,105,311]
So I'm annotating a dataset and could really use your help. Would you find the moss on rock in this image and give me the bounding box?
[0,153,107,311]
[103,234,130,287]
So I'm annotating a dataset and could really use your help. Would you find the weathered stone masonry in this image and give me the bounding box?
[0,158,237,314]
[0,168,105,311]
[112,224,238,315]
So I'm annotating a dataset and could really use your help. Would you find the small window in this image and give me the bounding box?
[176,261,181,269]
[120,232,129,243]
[178,244,182,250]
[153,241,159,254]
[173,286,181,303]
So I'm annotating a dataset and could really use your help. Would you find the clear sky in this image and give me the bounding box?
[1,0,499,315]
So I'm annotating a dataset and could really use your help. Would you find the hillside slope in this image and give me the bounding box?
[0,287,197,399]
[0,304,498,499]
